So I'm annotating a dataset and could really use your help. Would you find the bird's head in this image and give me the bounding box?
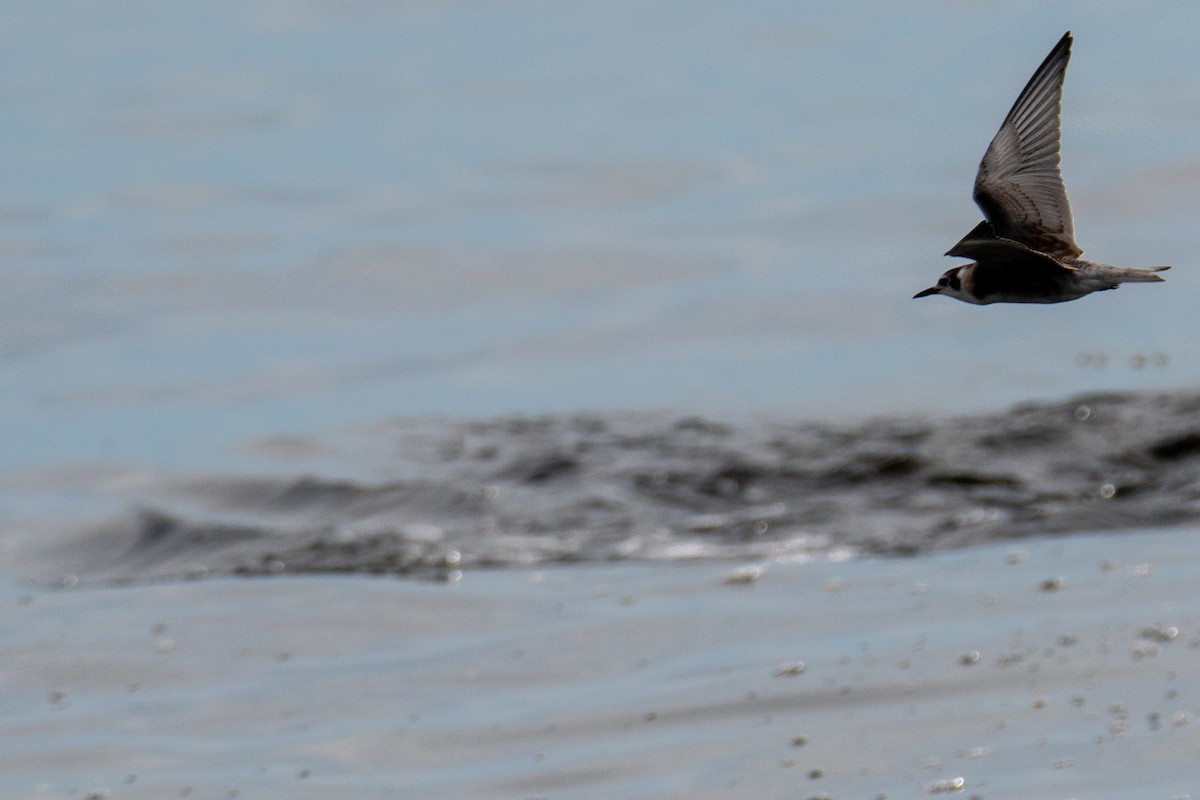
[914,266,969,301]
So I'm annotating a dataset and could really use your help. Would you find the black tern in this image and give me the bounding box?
[915,32,1170,304]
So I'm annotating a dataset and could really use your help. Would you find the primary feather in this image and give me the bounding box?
[973,32,1082,260]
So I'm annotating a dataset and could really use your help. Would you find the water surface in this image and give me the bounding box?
[1,1,1197,493]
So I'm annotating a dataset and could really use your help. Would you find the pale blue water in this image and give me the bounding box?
[2,2,1199,493]
[5,6,1200,796]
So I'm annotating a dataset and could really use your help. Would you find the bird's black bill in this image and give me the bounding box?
[913,287,939,298]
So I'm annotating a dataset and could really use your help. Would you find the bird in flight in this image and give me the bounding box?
[914,32,1170,304]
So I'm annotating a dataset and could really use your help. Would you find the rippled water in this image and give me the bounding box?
[2,2,1200,572]
[13,390,1190,584]
[6,9,1200,799]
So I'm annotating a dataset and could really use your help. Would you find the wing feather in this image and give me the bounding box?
[973,32,1082,259]
[947,219,1076,276]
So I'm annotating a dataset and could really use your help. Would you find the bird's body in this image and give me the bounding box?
[915,32,1169,305]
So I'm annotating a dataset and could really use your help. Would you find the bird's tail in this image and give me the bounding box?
[1102,265,1171,283]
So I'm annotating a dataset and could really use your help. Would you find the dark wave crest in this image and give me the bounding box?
[75,391,1200,582]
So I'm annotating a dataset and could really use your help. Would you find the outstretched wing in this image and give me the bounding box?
[973,32,1082,259]
[945,218,1075,271]
[946,220,1075,274]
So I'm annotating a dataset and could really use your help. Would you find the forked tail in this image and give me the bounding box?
[1109,265,1171,283]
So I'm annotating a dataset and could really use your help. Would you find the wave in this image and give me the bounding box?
[70,390,1200,582]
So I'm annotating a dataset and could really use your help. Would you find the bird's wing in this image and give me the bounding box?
[972,32,1082,259]
[947,229,1076,277]
[945,219,1001,258]
[945,215,1080,268]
